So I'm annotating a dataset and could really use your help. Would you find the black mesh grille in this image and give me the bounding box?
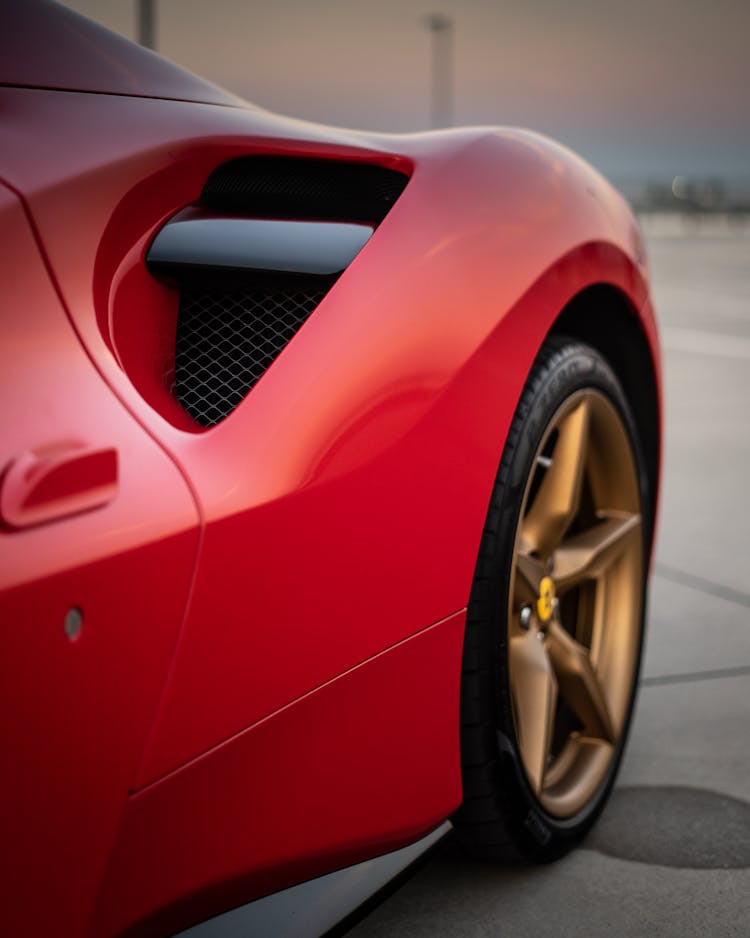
[175,287,325,427]
[201,157,409,223]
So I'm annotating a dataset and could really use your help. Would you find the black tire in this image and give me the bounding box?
[452,335,651,862]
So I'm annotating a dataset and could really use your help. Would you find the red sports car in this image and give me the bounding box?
[0,2,661,935]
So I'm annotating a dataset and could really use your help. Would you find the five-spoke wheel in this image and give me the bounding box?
[509,389,643,818]
[454,338,649,860]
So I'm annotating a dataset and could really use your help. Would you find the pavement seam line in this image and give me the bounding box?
[653,562,750,608]
[640,665,750,688]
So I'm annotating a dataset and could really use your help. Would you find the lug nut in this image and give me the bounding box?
[520,604,533,631]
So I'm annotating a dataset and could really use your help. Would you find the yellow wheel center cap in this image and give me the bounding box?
[537,576,556,623]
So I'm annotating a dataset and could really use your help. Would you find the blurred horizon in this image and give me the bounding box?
[61,0,750,191]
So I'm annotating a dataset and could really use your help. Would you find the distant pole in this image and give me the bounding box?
[425,14,454,128]
[138,0,156,50]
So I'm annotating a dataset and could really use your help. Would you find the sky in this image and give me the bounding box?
[61,0,750,184]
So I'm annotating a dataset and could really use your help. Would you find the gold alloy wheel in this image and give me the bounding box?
[508,389,643,818]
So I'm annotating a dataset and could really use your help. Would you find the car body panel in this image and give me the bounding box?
[0,0,242,106]
[91,611,465,937]
[0,4,661,935]
[0,89,658,781]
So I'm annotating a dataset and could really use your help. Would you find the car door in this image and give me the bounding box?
[0,183,201,937]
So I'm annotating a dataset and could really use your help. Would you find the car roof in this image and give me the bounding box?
[0,0,243,107]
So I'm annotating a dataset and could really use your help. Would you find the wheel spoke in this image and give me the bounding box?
[514,549,546,605]
[523,398,590,557]
[553,512,642,593]
[509,629,558,794]
[546,619,615,743]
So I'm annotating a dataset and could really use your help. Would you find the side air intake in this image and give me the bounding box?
[147,157,409,428]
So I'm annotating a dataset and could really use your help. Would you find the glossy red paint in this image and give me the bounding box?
[0,185,200,937]
[0,4,661,936]
[92,611,466,937]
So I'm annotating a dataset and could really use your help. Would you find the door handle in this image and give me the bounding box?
[0,444,118,530]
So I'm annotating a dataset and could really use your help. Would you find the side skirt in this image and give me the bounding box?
[176,822,452,938]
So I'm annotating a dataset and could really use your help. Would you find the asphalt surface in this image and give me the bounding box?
[348,214,750,937]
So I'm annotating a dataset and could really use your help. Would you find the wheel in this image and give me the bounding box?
[453,336,650,861]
